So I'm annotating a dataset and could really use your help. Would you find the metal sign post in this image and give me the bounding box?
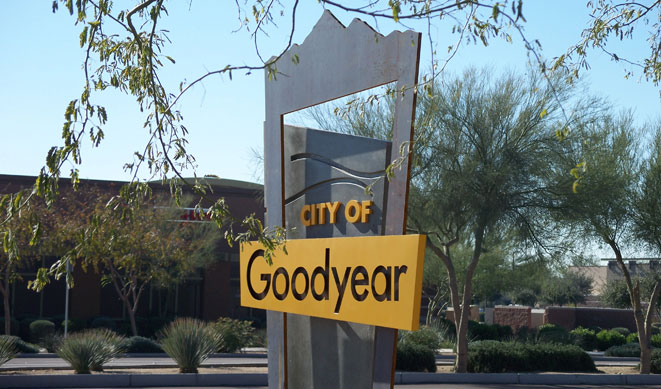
[261,11,421,389]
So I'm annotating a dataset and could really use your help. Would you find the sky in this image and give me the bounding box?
[0,1,659,185]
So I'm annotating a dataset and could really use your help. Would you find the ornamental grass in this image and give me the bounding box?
[0,335,18,366]
[159,318,222,373]
[57,328,125,374]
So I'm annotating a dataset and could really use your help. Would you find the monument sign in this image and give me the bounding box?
[247,10,422,389]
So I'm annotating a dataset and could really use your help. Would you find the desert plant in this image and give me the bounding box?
[57,329,125,374]
[29,319,55,344]
[160,318,221,373]
[611,327,630,336]
[570,327,597,351]
[120,336,163,353]
[596,329,626,351]
[652,349,661,374]
[395,342,437,372]
[0,335,40,353]
[213,317,255,353]
[399,326,442,351]
[536,324,571,344]
[605,342,641,357]
[39,332,63,353]
[467,340,596,373]
[0,336,17,365]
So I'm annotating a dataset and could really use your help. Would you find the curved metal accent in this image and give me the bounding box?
[284,177,374,205]
[290,152,386,179]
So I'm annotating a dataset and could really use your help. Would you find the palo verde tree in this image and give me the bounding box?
[405,67,571,372]
[547,112,658,373]
[312,67,576,372]
[70,190,218,337]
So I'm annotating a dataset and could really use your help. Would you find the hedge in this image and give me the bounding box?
[467,340,596,373]
[396,342,437,372]
[570,327,597,351]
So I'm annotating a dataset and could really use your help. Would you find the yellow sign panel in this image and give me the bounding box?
[240,235,426,331]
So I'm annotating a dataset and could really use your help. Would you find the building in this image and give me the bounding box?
[569,259,661,307]
[0,174,265,330]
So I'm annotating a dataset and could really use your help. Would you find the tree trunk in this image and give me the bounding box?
[127,307,138,337]
[640,336,652,374]
[454,306,470,372]
[608,240,649,374]
[3,290,10,335]
[1,269,11,335]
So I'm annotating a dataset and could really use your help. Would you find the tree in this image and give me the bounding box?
[601,274,661,313]
[539,271,593,307]
[71,193,218,336]
[312,67,571,372]
[547,112,659,373]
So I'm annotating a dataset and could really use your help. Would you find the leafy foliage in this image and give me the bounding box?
[399,326,443,351]
[536,324,571,344]
[159,318,221,373]
[119,336,163,354]
[29,319,55,344]
[468,340,596,373]
[596,329,627,351]
[540,271,593,306]
[570,327,597,351]
[395,342,437,372]
[605,342,641,357]
[213,317,255,353]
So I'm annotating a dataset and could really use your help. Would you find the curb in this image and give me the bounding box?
[4,372,661,388]
[13,352,267,359]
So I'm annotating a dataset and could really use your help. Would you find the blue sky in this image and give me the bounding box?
[0,1,658,184]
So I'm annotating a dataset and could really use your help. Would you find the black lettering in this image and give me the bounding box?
[371,266,392,302]
[311,249,330,301]
[273,267,290,300]
[394,265,407,301]
[332,266,351,313]
[292,267,310,300]
[351,266,369,301]
[247,249,270,300]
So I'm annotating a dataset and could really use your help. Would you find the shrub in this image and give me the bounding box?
[160,318,221,373]
[400,326,442,351]
[596,329,626,351]
[90,316,116,330]
[29,320,55,344]
[570,327,597,351]
[515,326,536,343]
[396,342,437,372]
[39,333,63,353]
[437,317,456,341]
[468,321,512,341]
[611,327,630,336]
[213,317,255,353]
[652,349,661,374]
[0,335,40,353]
[0,336,17,365]
[467,340,596,373]
[120,336,163,353]
[627,332,639,344]
[605,342,640,357]
[57,329,125,374]
[651,334,661,348]
[536,324,570,344]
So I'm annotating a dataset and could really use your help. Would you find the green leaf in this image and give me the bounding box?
[540,109,548,119]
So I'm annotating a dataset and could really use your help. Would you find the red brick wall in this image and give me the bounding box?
[493,306,531,332]
[544,307,636,331]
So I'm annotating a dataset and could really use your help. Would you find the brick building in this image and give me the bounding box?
[0,174,266,328]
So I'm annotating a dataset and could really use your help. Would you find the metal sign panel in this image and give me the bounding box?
[241,235,425,330]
